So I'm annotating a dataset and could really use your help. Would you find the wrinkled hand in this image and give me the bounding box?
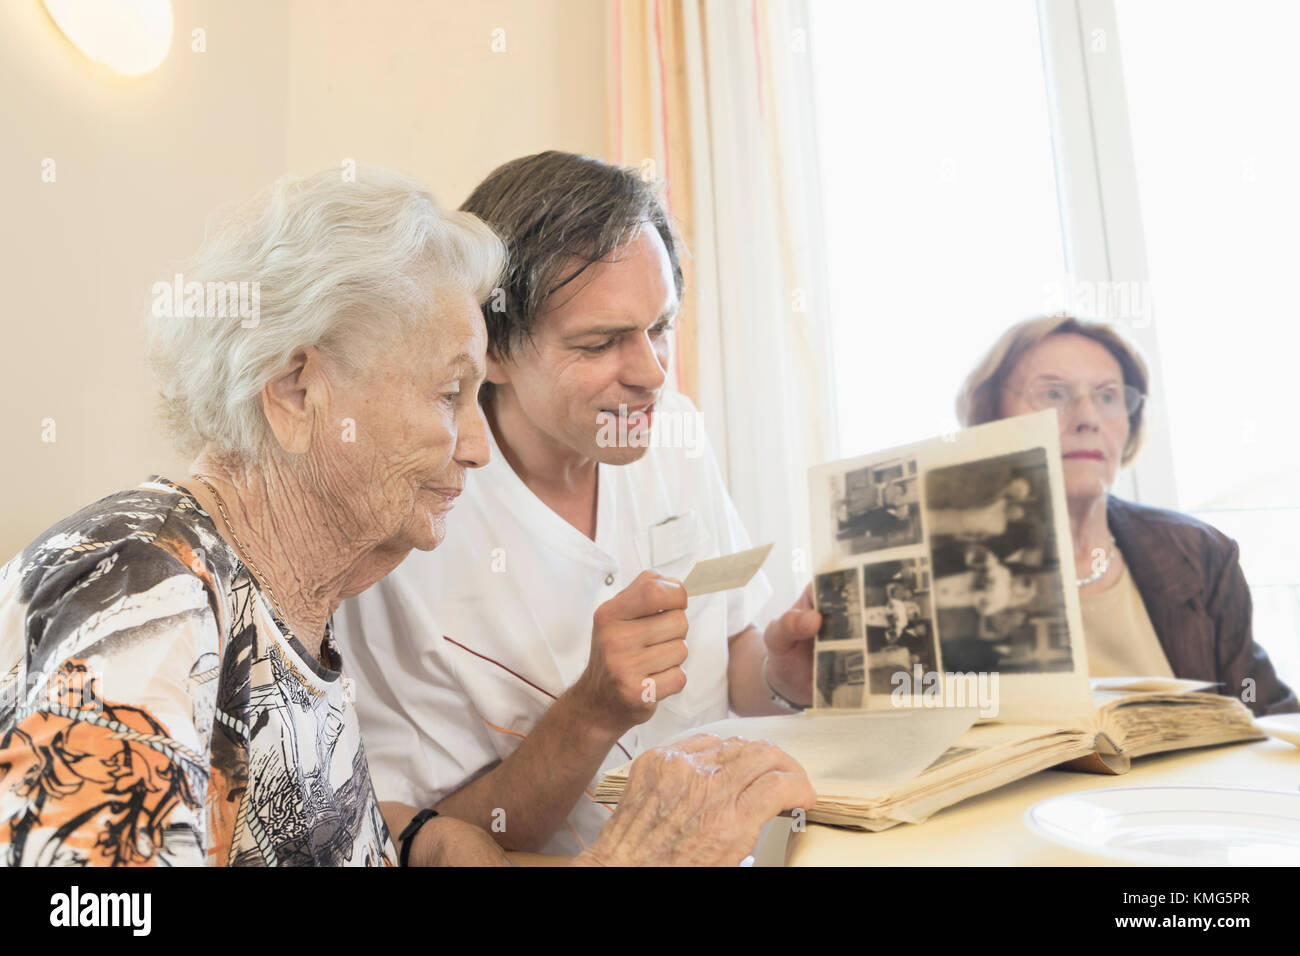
[576,734,816,866]
[762,583,819,707]
[567,571,689,737]
[410,816,510,867]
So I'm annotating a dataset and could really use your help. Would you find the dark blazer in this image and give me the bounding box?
[1108,496,1298,716]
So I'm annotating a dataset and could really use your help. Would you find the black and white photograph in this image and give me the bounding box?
[830,457,922,556]
[814,646,866,710]
[814,566,863,642]
[925,448,1072,674]
[862,558,940,695]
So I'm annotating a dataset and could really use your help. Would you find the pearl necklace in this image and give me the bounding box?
[1077,537,1117,588]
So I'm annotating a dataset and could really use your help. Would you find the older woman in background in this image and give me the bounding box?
[0,167,813,867]
[957,314,1296,716]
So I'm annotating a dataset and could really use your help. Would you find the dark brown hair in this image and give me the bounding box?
[459,151,684,364]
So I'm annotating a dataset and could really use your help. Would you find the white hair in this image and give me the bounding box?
[145,165,505,458]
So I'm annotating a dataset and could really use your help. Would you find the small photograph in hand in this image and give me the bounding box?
[925,447,1072,674]
[862,558,939,695]
[830,457,922,556]
[814,566,863,641]
[815,646,866,709]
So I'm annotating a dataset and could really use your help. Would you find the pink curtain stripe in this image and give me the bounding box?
[611,0,623,162]
[653,0,672,209]
[651,0,682,390]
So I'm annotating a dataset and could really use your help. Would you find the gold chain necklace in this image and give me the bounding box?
[190,475,291,625]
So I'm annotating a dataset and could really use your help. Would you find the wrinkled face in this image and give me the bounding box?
[1000,333,1130,502]
[322,288,490,557]
[490,226,678,465]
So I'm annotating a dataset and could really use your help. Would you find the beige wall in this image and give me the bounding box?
[287,0,609,206]
[0,0,608,560]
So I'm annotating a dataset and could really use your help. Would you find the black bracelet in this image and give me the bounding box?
[398,808,440,867]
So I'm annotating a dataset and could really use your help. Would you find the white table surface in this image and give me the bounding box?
[766,737,1300,866]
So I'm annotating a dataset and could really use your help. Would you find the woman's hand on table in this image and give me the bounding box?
[575,733,816,866]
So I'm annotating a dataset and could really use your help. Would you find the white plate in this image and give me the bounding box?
[1091,676,1216,694]
[1254,714,1300,748]
[1024,786,1300,865]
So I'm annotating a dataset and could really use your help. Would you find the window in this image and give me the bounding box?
[810,0,1298,675]
[810,0,1068,457]
[1115,0,1300,676]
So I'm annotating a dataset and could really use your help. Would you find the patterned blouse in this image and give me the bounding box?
[0,477,396,866]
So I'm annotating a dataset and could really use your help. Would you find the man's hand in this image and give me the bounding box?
[575,734,816,866]
[762,583,820,708]
[566,571,689,737]
[414,816,511,866]
[381,804,510,866]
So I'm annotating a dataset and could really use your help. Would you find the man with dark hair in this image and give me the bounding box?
[465,151,684,371]
[336,151,820,855]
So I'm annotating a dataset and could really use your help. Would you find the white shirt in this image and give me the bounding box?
[334,391,771,854]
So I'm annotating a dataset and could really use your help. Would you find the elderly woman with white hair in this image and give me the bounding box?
[957,314,1296,716]
[0,167,813,867]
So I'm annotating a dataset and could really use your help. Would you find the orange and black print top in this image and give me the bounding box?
[0,477,396,866]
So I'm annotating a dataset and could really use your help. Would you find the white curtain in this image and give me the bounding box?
[684,0,837,618]
[608,0,837,619]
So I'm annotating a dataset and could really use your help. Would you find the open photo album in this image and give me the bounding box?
[594,412,1262,830]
